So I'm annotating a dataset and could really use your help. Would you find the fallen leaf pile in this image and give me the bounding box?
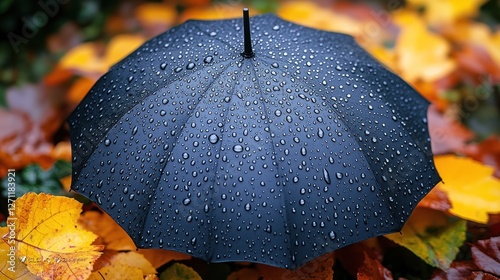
[1,0,499,279]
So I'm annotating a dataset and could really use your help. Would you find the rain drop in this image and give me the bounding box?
[183,198,191,206]
[244,203,251,211]
[233,145,243,153]
[323,168,331,184]
[335,172,343,180]
[329,231,336,240]
[174,67,182,73]
[318,128,324,138]
[104,139,111,146]
[204,56,213,63]
[186,62,195,70]
[160,62,167,70]
[209,134,219,144]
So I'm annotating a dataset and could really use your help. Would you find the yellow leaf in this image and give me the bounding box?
[277,1,361,36]
[14,193,102,280]
[135,3,176,26]
[385,208,466,270]
[407,0,487,24]
[435,155,500,223]
[103,34,145,69]
[111,251,157,276]
[0,227,35,279]
[394,15,455,82]
[88,263,143,280]
[59,43,107,74]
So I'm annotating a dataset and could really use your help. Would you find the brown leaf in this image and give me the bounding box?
[336,240,381,277]
[357,251,393,280]
[431,261,478,279]
[471,237,500,276]
[0,84,66,174]
[428,105,476,155]
[257,252,335,280]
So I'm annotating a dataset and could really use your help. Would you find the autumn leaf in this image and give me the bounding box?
[0,227,34,279]
[435,155,500,223]
[393,12,456,82]
[135,3,176,28]
[78,210,192,268]
[471,236,500,276]
[277,1,362,36]
[88,263,143,280]
[385,208,466,270]
[78,210,135,251]
[58,35,145,77]
[91,251,156,279]
[256,252,335,280]
[13,193,102,280]
[159,263,202,280]
[407,0,488,25]
[357,251,393,280]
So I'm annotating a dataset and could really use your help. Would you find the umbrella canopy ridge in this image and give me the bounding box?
[68,11,441,268]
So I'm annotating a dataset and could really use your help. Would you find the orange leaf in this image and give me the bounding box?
[67,77,96,105]
[179,4,246,22]
[138,249,192,269]
[13,193,102,280]
[102,34,145,68]
[87,263,143,280]
[78,210,135,251]
[357,251,393,280]
[135,3,176,27]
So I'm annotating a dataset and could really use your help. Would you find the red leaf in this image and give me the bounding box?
[471,237,500,276]
[336,241,380,277]
[357,251,393,280]
[428,105,476,155]
[431,261,479,279]
[418,188,452,212]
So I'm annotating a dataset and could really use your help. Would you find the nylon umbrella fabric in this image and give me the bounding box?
[68,12,441,268]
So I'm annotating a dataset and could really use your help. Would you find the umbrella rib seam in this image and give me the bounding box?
[203,61,241,261]
[249,59,295,265]
[139,60,236,250]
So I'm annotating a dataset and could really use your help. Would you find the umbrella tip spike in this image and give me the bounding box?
[242,8,254,58]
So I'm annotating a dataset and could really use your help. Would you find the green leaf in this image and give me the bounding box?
[160,263,202,280]
[385,208,467,270]
[1,160,71,197]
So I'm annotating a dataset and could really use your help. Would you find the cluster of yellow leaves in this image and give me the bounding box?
[0,193,101,280]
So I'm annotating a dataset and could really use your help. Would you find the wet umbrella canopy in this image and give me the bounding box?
[68,9,441,268]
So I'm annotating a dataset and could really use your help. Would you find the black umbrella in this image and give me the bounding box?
[68,9,440,268]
